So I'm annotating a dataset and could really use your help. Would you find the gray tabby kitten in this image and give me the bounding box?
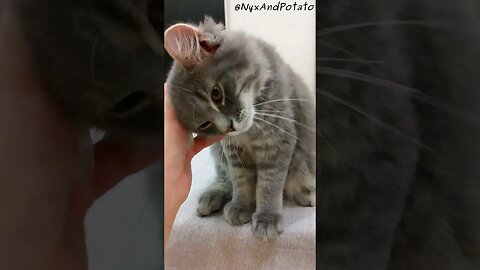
[165,17,315,240]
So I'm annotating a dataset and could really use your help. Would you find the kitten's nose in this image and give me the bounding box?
[226,120,235,133]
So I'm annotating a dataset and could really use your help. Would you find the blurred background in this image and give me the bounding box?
[84,1,224,269]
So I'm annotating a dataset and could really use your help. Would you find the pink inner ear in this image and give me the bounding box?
[164,23,203,67]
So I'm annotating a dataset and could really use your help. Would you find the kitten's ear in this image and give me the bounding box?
[164,23,219,68]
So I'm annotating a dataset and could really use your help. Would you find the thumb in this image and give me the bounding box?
[187,135,223,161]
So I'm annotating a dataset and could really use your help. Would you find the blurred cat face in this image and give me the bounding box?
[17,0,164,136]
[165,18,269,136]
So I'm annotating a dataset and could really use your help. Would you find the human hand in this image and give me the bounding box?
[163,84,222,244]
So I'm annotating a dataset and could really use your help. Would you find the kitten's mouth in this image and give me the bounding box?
[225,110,255,136]
[224,120,241,136]
[225,130,242,136]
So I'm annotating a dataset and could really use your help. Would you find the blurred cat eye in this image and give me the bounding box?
[211,84,224,105]
[110,91,150,116]
[198,121,212,130]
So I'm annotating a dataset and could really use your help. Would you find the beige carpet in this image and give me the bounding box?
[165,147,316,270]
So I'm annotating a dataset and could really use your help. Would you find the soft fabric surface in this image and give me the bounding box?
[165,147,316,270]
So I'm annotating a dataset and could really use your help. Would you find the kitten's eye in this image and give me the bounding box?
[211,84,224,105]
[198,121,212,130]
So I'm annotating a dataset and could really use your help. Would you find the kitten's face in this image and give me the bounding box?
[167,60,258,136]
[165,18,269,136]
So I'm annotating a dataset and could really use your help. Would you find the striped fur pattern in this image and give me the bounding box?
[165,17,315,240]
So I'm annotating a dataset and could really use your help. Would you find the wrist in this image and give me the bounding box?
[164,181,187,210]
[164,185,184,245]
[165,195,182,218]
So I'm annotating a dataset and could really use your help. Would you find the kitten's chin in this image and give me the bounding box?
[225,130,243,136]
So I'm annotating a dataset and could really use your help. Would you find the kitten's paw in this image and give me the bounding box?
[252,212,283,241]
[197,190,227,216]
[294,190,316,207]
[223,201,254,225]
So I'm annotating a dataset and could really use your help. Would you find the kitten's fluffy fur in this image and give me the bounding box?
[316,1,480,269]
[165,17,315,240]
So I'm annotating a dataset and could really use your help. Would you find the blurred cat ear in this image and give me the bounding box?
[164,23,219,68]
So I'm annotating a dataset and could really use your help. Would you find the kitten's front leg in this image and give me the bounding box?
[223,151,256,225]
[251,146,292,241]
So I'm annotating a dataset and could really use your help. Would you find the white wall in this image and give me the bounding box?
[224,0,316,93]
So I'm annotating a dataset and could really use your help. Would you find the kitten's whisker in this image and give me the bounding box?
[221,138,231,172]
[255,109,289,116]
[228,138,236,172]
[261,105,292,117]
[318,41,382,71]
[318,66,421,93]
[254,98,313,107]
[317,57,384,65]
[317,20,453,38]
[224,139,230,172]
[234,151,245,170]
[253,112,316,133]
[90,34,99,85]
[317,89,434,151]
[262,105,286,112]
[317,66,479,127]
[316,126,347,167]
[170,84,195,94]
[319,41,369,61]
[217,139,223,165]
[257,86,269,98]
[257,86,268,93]
[253,116,298,141]
[253,121,272,144]
[225,138,233,171]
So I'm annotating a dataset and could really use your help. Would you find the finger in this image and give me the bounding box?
[91,139,162,198]
[164,83,178,123]
[188,135,223,160]
[164,83,190,139]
